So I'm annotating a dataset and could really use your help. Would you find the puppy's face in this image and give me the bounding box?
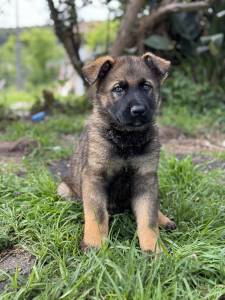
[83,53,170,129]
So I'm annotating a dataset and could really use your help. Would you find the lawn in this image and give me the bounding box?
[0,77,225,299]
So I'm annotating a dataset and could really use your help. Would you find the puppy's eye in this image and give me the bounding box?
[142,82,152,91]
[112,84,124,94]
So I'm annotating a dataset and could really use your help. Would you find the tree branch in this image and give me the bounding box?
[140,1,212,35]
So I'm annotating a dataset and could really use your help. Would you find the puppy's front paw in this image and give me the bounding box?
[138,228,161,253]
[80,240,100,252]
[140,241,162,254]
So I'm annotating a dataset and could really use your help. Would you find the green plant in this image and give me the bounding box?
[0,35,16,85]
[21,28,64,85]
[162,67,225,113]
[0,28,64,88]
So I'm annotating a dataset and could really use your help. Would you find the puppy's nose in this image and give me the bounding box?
[130,105,146,117]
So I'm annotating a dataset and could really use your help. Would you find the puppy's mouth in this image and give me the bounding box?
[131,119,144,127]
[114,116,151,128]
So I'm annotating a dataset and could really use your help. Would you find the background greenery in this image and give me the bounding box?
[0,1,225,299]
[0,28,63,88]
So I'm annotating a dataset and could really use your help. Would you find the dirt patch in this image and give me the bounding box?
[48,134,79,179]
[159,126,225,171]
[48,159,71,179]
[0,138,38,165]
[163,137,225,155]
[0,247,35,274]
[0,247,35,292]
[159,125,186,141]
[159,126,225,155]
[176,153,225,172]
[61,133,79,147]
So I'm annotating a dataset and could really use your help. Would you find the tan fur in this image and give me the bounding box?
[133,196,160,252]
[82,56,115,85]
[142,52,171,82]
[57,182,72,199]
[57,53,175,252]
[158,210,172,226]
[83,207,109,248]
[82,172,109,248]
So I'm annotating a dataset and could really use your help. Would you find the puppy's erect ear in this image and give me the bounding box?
[82,56,115,85]
[142,52,171,83]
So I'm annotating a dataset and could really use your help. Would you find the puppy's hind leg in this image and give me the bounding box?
[57,182,72,199]
[158,210,176,231]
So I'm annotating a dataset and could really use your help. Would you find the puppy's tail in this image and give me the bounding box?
[57,181,72,199]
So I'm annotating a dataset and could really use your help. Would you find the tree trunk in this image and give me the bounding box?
[110,0,145,57]
[47,0,86,85]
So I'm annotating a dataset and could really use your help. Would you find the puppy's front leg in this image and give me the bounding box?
[82,170,108,250]
[132,172,160,253]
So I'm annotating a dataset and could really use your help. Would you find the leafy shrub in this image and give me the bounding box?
[162,68,225,113]
[0,35,16,85]
[60,94,91,114]
[21,28,64,85]
[0,28,63,87]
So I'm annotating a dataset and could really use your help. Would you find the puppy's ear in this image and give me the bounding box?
[82,56,115,85]
[142,52,171,83]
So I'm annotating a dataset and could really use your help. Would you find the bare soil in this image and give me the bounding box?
[48,159,71,179]
[0,247,35,291]
[159,126,225,171]
[159,125,225,155]
[0,138,38,165]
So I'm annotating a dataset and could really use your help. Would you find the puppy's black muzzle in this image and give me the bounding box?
[130,105,146,117]
[108,92,156,128]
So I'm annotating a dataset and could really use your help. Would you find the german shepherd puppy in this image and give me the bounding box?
[57,53,176,252]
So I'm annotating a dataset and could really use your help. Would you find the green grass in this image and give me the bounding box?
[0,156,224,299]
[0,75,225,298]
[161,105,225,136]
[0,89,36,107]
[160,67,225,135]
[211,151,225,162]
[0,114,85,142]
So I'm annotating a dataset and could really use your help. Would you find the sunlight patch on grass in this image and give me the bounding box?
[0,89,36,107]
